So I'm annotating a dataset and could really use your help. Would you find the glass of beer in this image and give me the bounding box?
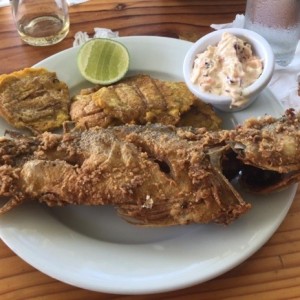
[10,0,70,46]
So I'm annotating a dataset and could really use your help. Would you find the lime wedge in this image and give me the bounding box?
[77,38,130,85]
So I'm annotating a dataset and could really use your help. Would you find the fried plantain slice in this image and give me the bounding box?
[0,68,70,133]
[70,74,222,130]
[177,100,222,130]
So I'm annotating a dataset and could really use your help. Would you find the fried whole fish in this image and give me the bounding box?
[0,110,300,226]
[0,124,247,226]
[0,68,70,133]
[70,74,221,130]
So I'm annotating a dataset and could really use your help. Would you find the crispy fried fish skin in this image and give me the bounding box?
[225,109,300,194]
[229,109,300,173]
[0,124,249,226]
[2,112,300,224]
[0,68,70,133]
[70,74,221,130]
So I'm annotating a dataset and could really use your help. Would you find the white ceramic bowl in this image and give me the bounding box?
[183,28,275,112]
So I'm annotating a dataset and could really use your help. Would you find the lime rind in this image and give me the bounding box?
[77,38,130,85]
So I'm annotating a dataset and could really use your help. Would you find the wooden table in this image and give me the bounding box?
[1,1,300,299]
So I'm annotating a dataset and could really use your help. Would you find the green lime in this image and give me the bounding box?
[77,38,130,85]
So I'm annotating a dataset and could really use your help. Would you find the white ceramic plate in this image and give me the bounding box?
[0,36,297,295]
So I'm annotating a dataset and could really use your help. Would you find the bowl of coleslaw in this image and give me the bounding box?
[183,28,275,112]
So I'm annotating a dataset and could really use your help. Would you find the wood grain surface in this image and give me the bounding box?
[1,1,300,299]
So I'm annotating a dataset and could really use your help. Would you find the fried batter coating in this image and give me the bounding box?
[0,124,249,226]
[1,111,300,225]
[0,68,70,133]
[229,109,300,173]
[70,74,221,130]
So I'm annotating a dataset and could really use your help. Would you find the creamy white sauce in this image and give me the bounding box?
[191,32,263,107]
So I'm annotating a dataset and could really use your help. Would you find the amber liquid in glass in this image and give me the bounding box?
[17,14,69,46]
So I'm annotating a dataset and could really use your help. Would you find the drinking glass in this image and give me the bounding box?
[10,0,70,46]
[244,0,300,66]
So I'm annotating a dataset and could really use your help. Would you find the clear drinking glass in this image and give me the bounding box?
[244,0,300,66]
[10,0,70,46]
